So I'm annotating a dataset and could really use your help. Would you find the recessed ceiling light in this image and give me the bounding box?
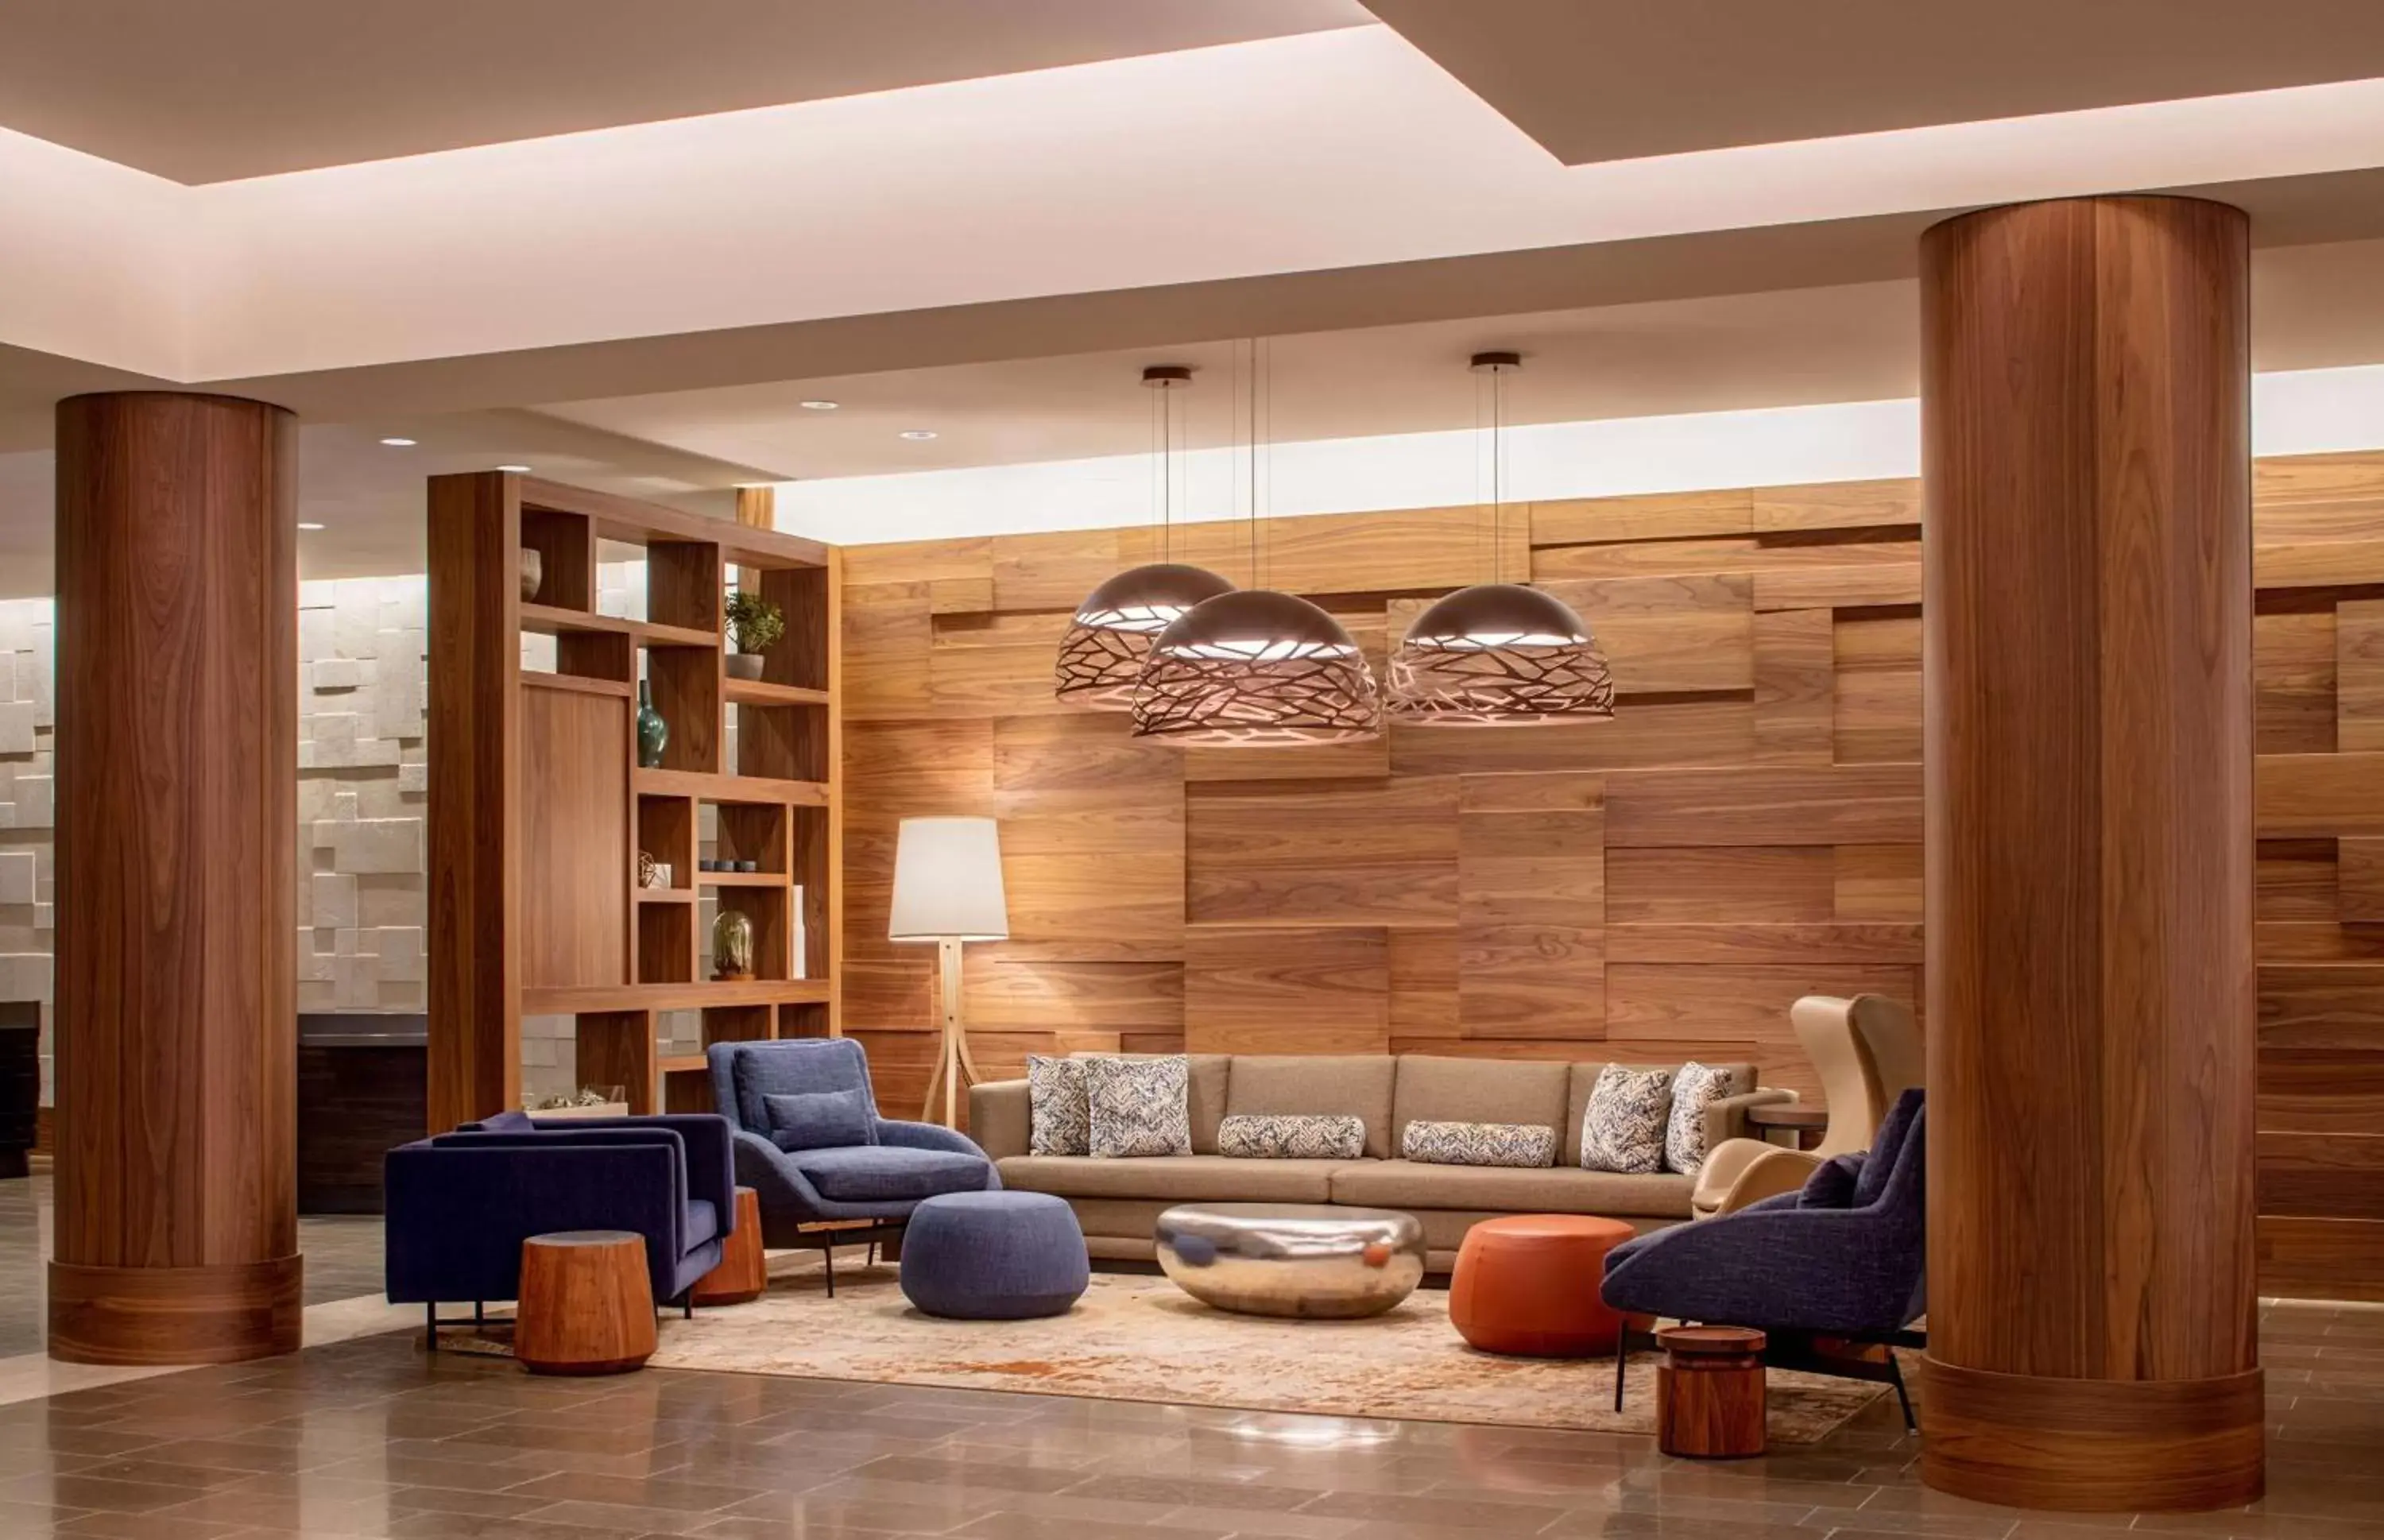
[496,463,532,473]
[296,521,325,531]
[899,429,938,441]
[799,400,839,412]
[379,436,416,447]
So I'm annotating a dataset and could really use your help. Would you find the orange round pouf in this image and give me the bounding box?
[1449,1214,1639,1357]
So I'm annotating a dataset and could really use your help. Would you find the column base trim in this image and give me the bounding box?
[48,1255,304,1366]
[1921,1356,2264,1511]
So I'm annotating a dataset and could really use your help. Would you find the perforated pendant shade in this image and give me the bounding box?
[1053,561,1237,709]
[1132,589,1383,745]
[1387,582,1615,726]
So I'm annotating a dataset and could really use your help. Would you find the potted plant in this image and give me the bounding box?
[724,588,785,679]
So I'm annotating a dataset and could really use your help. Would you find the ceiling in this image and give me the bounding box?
[537,235,2384,482]
[1366,0,2384,164]
[0,0,1371,184]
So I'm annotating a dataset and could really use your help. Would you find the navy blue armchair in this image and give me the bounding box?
[709,1039,996,1287]
[385,1111,733,1337]
[1601,1089,1926,1424]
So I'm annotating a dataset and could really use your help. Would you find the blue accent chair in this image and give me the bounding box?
[1600,1089,1927,1426]
[708,1039,998,1290]
[383,1111,733,1341]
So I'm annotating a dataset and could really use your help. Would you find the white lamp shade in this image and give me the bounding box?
[888,817,1009,942]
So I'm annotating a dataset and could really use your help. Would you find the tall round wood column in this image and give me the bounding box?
[49,393,303,1364]
[1921,196,2259,1511]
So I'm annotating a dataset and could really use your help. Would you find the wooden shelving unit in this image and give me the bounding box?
[427,472,842,1129]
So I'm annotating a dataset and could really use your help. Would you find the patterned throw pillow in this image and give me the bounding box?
[1403,1120,1556,1168]
[1579,1066,1676,1174]
[1664,1061,1745,1175]
[1084,1054,1192,1159]
[1217,1113,1366,1160]
[1026,1054,1089,1157]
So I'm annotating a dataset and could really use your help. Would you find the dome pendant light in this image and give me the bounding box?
[1134,339,1383,746]
[1054,366,1237,709]
[1388,352,1614,726]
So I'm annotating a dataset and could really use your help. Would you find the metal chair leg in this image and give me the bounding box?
[1613,1330,1627,1412]
[824,1240,836,1298]
[426,1302,439,1352]
[473,1300,485,1326]
[1885,1349,1917,1432]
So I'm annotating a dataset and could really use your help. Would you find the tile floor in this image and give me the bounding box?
[1,1173,2380,1539]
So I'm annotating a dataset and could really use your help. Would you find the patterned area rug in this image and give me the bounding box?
[455,1265,1888,1441]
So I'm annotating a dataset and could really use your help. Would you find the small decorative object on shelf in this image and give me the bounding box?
[636,680,668,768]
[736,859,759,874]
[712,909,757,981]
[724,588,786,681]
[523,1086,630,1120]
[637,851,666,888]
[520,548,543,602]
[699,857,722,873]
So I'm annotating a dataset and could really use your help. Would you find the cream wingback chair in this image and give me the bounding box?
[1688,993,1918,1219]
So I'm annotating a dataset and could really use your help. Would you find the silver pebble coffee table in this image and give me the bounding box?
[1154,1202,1426,1319]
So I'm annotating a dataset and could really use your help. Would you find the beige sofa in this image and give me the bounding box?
[969,1053,1790,1271]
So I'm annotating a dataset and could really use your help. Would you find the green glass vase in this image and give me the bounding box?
[636,681,668,768]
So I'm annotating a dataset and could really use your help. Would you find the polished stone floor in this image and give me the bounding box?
[0,1176,386,1356]
[1,1170,2381,1538]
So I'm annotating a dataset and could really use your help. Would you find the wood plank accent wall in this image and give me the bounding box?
[843,452,2384,1302]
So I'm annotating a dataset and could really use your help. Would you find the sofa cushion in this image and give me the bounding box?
[1028,1055,1090,1156]
[996,1155,1348,1204]
[684,1196,719,1250]
[790,1145,989,1203]
[764,1088,876,1153]
[1401,1120,1557,1168]
[1579,1066,1674,1174]
[1799,1153,1865,1209]
[1564,1061,1757,1167]
[1327,1159,1696,1220]
[470,1109,537,1132]
[1391,1055,1569,1155]
[1217,1114,1366,1160]
[1664,1062,1747,1176]
[1075,1051,1230,1153]
[731,1038,873,1135]
[1085,1055,1193,1159]
[1225,1055,1398,1159]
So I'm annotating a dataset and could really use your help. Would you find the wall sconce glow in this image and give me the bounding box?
[378,436,416,447]
[799,400,840,411]
[898,429,939,441]
[496,463,531,473]
[296,521,325,531]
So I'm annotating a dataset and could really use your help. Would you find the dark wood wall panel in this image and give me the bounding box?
[844,449,2384,1302]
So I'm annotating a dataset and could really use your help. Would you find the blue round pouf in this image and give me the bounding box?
[900,1190,1089,1321]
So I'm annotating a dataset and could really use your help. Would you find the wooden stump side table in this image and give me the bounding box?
[516,1231,656,1376]
[691,1188,766,1306]
[1656,1325,1768,1458]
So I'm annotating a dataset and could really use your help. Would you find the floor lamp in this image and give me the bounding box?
[888,817,1008,1127]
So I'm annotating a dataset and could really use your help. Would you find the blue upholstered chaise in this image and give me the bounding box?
[383,1110,734,1339]
[708,1038,997,1290]
[1600,1089,1928,1425]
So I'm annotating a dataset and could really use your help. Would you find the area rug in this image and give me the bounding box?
[453,1265,1888,1442]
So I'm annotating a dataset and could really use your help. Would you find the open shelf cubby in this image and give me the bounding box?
[427,470,842,1127]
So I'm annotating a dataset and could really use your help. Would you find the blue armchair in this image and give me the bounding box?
[384,1111,733,1340]
[1600,1089,1927,1425]
[709,1039,997,1290]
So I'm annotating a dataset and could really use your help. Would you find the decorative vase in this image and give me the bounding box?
[712,908,756,981]
[520,548,543,603]
[636,682,668,768]
[724,652,764,680]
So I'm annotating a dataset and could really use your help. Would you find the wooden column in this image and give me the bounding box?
[50,393,302,1364]
[1921,197,2260,1511]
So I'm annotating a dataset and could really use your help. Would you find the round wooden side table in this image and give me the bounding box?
[691,1187,767,1306]
[516,1231,656,1376]
[1743,1103,1830,1151]
[1656,1325,1767,1458]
